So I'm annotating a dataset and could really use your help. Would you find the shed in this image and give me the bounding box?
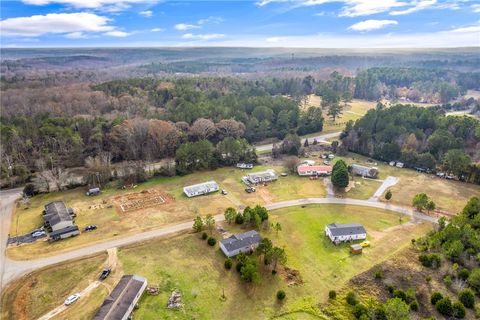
[350,244,363,254]
[49,225,80,240]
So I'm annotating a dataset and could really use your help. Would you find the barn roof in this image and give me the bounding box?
[44,201,72,226]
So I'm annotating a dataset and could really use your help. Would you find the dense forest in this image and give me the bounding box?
[341,104,480,183]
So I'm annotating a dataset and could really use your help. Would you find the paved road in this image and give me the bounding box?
[369,176,399,201]
[255,131,341,152]
[0,196,436,292]
[0,187,23,293]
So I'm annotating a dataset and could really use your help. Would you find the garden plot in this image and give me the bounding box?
[111,188,173,213]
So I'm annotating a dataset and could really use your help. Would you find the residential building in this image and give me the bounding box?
[350,164,379,179]
[49,225,80,240]
[243,169,277,185]
[220,230,262,257]
[297,165,333,176]
[183,181,219,198]
[325,223,367,243]
[43,201,75,232]
[93,275,147,320]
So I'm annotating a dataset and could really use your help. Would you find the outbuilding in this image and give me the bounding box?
[43,201,75,232]
[93,275,147,320]
[350,244,363,254]
[325,223,367,243]
[49,225,80,241]
[220,230,262,257]
[183,181,219,198]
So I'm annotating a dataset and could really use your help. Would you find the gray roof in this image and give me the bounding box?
[220,230,262,253]
[246,170,277,181]
[49,225,79,238]
[350,164,378,177]
[326,223,366,237]
[93,275,147,320]
[183,180,219,196]
[44,201,72,226]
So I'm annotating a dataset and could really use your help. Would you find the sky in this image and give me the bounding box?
[1,0,479,48]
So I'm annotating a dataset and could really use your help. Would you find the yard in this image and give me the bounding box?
[6,204,432,319]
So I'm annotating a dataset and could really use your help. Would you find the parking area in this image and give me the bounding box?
[8,232,47,245]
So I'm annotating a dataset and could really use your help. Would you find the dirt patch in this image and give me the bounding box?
[111,188,174,213]
[256,186,274,204]
[281,266,303,286]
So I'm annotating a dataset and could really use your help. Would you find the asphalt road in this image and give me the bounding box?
[255,131,341,152]
[0,196,436,292]
[0,187,23,293]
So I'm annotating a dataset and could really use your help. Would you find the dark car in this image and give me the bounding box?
[100,268,111,280]
[245,186,256,193]
[84,225,97,232]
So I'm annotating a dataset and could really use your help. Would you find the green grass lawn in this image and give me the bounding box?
[55,204,429,320]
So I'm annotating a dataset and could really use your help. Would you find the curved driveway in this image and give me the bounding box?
[0,196,436,292]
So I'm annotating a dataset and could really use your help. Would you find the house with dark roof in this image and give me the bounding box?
[220,230,262,257]
[183,181,219,198]
[325,223,367,243]
[43,201,75,232]
[93,274,147,320]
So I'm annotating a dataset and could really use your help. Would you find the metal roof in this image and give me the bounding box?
[93,275,147,320]
[44,201,73,226]
[49,225,79,237]
[183,180,219,196]
[220,230,262,253]
[326,223,366,237]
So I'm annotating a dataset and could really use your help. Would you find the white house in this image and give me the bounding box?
[183,181,219,197]
[350,164,379,179]
[243,169,278,185]
[297,165,333,176]
[325,223,367,243]
[220,230,262,257]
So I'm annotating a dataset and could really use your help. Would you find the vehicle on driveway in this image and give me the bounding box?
[245,186,256,193]
[84,225,97,232]
[64,293,81,306]
[31,230,46,238]
[100,268,112,280]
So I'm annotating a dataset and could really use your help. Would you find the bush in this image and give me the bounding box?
[329,290,337,299]
[236,262,243,272]
[431,292,443,305]
[346,291,358,306]
[453,301,466,318]
[374,306,387,320]
[458,288,475,308]
[386,285,395,294]
[276,290,286,301]
[23,183,37,197]
[393,289,407,302]
[207,237,216,246]
[235,213,244,224]
[374,270,384,279]
[419,253,441,268]
[201,232,208,240]
[457,268,470,281]
[444,275,453,287]
[224,258,232,270]
[352,304,368,319]
[409,300,419,311]
[436,297,453,317]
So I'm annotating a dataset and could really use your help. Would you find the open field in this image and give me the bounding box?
[3,204,433,319]
[333,152,480,214]
[8,165,325,259]
[0,253,107,320]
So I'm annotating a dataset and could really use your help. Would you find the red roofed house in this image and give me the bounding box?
[297,165,333,176]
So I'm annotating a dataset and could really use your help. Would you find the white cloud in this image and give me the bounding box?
[103,30,131,37]
[348,19,398,32]
[139,10,153,17]
[314,11,326,16]
[449,25,480,33]
[21,0,157,9]
[182,33,224,40]
[339,0,407,17]
[64,31,88,39]
[0,12,114,37]
[198,16,225,25]
[151,28,164,32]
[390,0,436,15]
[174,23,200,31]
[472,4,480,13]
[266,36,287,42]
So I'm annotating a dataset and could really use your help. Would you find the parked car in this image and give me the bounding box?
[221,189,228,195]
[31,230,46,238]
[86,187,101,196]
[64,293,81,306]
[100,268,112,280]
[245,186,256,193]
[84,225,97,232]
[280,172,288,177]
